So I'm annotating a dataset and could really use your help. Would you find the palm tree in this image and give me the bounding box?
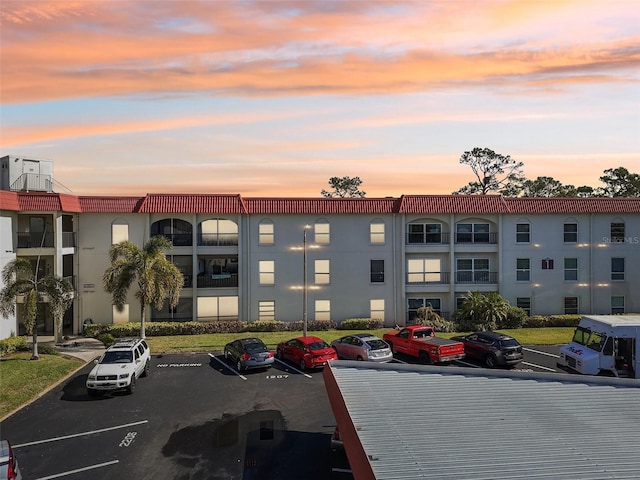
[456,291,510,331]
[103,236,183,338]
[0,258,74,360]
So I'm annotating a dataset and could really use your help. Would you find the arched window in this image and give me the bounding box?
[198,219,238,246]
[151,218,192,246]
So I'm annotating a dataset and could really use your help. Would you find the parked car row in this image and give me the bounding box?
[223,330,524,373]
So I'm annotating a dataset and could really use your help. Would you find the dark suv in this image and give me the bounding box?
[452,332,523,368]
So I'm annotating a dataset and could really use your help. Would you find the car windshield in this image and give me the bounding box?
[308,341,330,350]
[101,351,133,363]
[245,342,267,353]
[499,339,520,348]
[365,339,388,350]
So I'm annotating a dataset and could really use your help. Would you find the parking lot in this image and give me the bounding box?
[1,345,561,480]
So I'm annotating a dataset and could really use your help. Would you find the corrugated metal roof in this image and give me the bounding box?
[79,196,144,213]
[324,362,640,480]
[137,194,247,213]
[504,197,640,214]
[244,197,400,214]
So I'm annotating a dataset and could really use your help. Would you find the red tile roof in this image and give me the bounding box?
[79,196,144,213]
[244,197,400,214]
[504,197,640,213]
[137,194,247,214]
[0,191,20,211]
[398,195,509,213]
[6,192,640,215]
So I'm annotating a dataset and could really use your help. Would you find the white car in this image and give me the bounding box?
[86,338,151,396]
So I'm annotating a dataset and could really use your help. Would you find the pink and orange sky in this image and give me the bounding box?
[1,0,639,197]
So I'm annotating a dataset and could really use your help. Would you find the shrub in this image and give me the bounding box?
[37,344,60,355]
[338,318,383,330]
[97,333,116,347]
[498,306,528,329]
[523,315,581,328]
[243,321,286,332]
[0,336,28,357]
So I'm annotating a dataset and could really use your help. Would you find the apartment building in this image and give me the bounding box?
[1,156,639,339]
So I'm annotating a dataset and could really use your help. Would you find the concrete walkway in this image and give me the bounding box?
[34,335,105,363]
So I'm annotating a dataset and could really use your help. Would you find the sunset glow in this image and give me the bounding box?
[1,0,638,196]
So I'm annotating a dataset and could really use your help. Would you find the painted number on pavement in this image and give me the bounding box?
[266,374,289,379]
[119,432,137,447]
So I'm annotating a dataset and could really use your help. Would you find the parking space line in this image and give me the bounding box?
[13,420,149,448]
[521,361,556,372]
[208,353,247,380]
[273,359,313,378]
[523,347,560,358]
[35,460,119,480]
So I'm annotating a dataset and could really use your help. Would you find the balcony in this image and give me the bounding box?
[155,233,193,247]
[17,231,54,248]
[197,273,238,288]
[406,272,451,284]
[198,233,238,247]
[454,232,498,244]
[455,271,498,284]
[406,232,450,245]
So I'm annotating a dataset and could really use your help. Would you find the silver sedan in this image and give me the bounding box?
[331,333,393,362]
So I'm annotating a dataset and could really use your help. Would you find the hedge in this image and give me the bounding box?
[0,336,28,357]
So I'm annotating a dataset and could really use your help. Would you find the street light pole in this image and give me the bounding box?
[303,226,308,337]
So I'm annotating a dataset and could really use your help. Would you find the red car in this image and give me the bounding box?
[275,336,338,371]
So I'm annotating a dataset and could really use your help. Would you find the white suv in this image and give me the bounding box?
[86,338,151,396]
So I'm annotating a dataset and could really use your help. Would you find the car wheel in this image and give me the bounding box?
[87,388,99,397]
[299,359,307,371]
[237,359,244,372]
[276,348,283,360]
[485,354,497,368]
[418,351,431,364]
[142,359,150,377]
[126,375,136,395]
[356,356,364,361]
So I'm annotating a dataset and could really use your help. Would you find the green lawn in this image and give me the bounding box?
[0,352,84,419]
[0,327,574,420]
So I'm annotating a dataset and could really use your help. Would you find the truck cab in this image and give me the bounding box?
[558,315,639,379]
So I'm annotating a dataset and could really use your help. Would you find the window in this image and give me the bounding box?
[564,223,578,243]
[198,218,238,246]
[516,258,530,281]
[259,220,274,245]
[370,299,385,323]
[112,304,129,324]
[112,222,129,244]
[456,258,490,283]
[611,222,625,243]
[407,298,441,324]
[541,258,554,270]
[370,221,385,244]
[456,223,490,243]
[314,259,330,284]
[314,221,330,244]
[152,218,193,246]
[564,258,578,281]
[315,300,331,321]
[611,257,625,281]
[197,296,239,321]
[407,258,442,283]
[370,260,384,283]
[516,223,530,243]
[258,301,275,321]
[564,297,579,315]
[516,297,531,316]
[611,296,625,314]
[259,260,274,285]
[407,223,442,244]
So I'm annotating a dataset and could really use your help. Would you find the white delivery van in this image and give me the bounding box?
[558,315,639,379]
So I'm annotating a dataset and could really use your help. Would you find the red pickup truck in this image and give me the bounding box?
[383,325,465,364]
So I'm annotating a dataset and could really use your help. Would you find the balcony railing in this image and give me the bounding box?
[17,232,54,248]
[406,272,451,284]
[198,233,239,247]
[154,233,193,247]
[196,273,239,288]
[454,232,498,244]
[455,271,498,284]
[406,232,450,245]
